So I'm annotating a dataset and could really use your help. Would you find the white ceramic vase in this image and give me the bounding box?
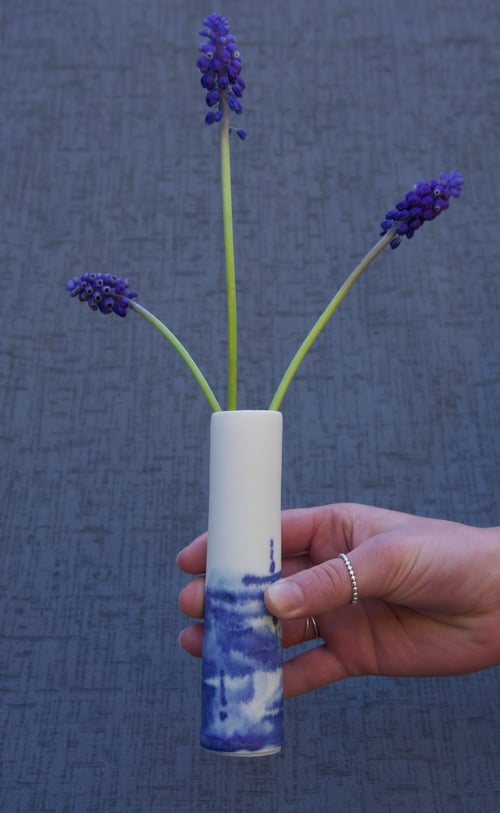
[200,410,284,756]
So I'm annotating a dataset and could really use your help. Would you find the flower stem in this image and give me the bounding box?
[220,103,237,410]
[129,301,222,412]
[268,230,396,411]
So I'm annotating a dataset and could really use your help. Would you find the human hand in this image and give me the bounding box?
[177,503,500,697]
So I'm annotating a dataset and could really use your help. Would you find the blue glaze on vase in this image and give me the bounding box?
[201,538,283,754]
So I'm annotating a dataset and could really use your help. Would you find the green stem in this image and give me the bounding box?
[268,230,396,411]
[220,102,237,410]
[129,301,222,412]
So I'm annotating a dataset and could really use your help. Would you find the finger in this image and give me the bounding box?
[281,616,323,648]
[178,575,206,619]
[179,623,204,657]
[264,559,348,618]
[280,552,311,579]
[179,574,319,652]
[280,503,409,560]
[280,506,327,553]
[265,546,373,618]
[266,522,434,619]
[176,508,324,576]
[177,617,321,660]
[177,533,208,574]
[177,504,410,574]
[177,563,311,616]
[176,508,324,574]
[283,644,348,698]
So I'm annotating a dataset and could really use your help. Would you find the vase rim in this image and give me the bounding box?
[213,409,281,416]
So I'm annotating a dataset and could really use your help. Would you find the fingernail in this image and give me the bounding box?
[266,580,304,617]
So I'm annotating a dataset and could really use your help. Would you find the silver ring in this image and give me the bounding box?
[339,553,359,605]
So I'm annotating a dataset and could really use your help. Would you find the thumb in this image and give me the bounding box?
[265,552,360,618]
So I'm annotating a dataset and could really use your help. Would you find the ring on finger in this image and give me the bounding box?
[303,615,319,642]
[339,552,359,605]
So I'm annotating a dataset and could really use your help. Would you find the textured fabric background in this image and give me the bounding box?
[1,1,499,811]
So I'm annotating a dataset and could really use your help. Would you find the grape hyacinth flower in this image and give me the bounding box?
[66,272,137,317]
[196,13,246,410]
[268,170,464,408]
[380,171,464,249]
[65,272,222,412]
[197,13,247,140]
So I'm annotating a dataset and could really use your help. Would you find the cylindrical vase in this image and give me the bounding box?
[200,410,284,756]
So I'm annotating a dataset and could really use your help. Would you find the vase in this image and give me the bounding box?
[200,410,284,756]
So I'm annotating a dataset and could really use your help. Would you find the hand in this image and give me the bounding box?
[177,503,500,698]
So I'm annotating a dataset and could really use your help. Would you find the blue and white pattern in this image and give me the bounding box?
[201,539,284,755]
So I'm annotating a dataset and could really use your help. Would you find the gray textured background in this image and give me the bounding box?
[1,1,499,811]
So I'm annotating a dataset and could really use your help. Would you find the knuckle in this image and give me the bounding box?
[304,559,346,607]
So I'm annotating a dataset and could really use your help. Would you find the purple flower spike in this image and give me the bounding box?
[380,171,464,248]
[66,272,138,317]
[197,13,246,130]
